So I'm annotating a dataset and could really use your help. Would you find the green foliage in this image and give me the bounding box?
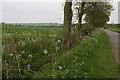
[84,2,113,28]
[2,26,118,78]
[81,25,94,36]
[2,25,63,78]
[34,29,118,78]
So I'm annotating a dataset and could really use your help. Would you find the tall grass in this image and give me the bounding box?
[2,26,64,78]
[2,26,118,78]
[34,29,118,78]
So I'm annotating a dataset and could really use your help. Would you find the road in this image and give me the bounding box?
[104,29,120,64]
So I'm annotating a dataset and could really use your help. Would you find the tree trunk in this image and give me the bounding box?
[76,2,85,38]
[62,0,72,48]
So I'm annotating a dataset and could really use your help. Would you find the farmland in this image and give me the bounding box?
[107,24,120,33]
[2,26,63,78]
[2,25,118,78]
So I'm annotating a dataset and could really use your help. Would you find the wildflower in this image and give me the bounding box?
[75,63,78,65]
[82,62,84,64]
[9,53,14,57]
[28,38,30,40]
[75,69,79,72]
[79,63,82,66]
[74,75,77,78]
[18,54,21,57]
[75,57,77,59]
[22,51,25,53]
[27,64,31,71]
[75,26,77,28]
[49,35,53,37]
[43,49,48,54]
[58,66,62,69]
[18,41,21,45]
[66,69,69,72]
[22,42,25,46]
[52,74,55,78]
[58,39,61,43]
[85,76,87,78]
[56,46,59,51]
[28,54,33,58]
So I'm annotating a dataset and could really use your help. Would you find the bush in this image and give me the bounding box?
[81,25,94,36]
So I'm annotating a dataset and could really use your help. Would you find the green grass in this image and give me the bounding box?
[109,29,120,33]
[2,26,64,78]
[2,26,118,78]
[108,27,120,33]
[34,29,118,78]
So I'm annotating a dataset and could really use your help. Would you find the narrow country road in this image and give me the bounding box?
[104,29,120,64]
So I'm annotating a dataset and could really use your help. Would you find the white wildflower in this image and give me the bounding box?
[58,66,62,69]
[22,51,25,53]
[82,62,84,64]
[49,35,53,37]
[58,39,61,43]
[9,53,14,57]
[79,63,82,66]
[28,54,33,58]
[52,74,55,78]
[28,38,30,40]
[18,54,21,57]
[74,75,77,78]
[22,41,25,46]
[66,69,69,72]
[75,57,77,59]
[56,46,59,51]
[43,49,48,54]
[27,64,31,71]
[75,69,79,72]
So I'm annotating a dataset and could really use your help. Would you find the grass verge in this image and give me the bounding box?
[108,27,120,33]
[34,29,118,78]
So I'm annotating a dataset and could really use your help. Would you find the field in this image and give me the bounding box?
[2,26,63,78]
[2,26,118,78]
[108,26,120,33]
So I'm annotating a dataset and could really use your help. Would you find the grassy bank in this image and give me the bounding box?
[108,27,120,33]
[2,26,118,78]
[34,29,118,78]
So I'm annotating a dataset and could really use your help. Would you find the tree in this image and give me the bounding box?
[1,22,5,26]
[62,0,73,48]
[84,2,113,28]
[75,2,86,39]
[76,2,86,33]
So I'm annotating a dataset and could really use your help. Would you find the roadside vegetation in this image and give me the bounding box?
[108,26,120,33]
[34,29,118,78]
[2,0,118,79]
[2,26,63,78]
[2,26,118,78]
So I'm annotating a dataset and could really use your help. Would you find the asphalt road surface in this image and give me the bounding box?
[104,29,120,64]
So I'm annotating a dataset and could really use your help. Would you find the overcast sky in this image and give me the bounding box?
[0,1,119,24]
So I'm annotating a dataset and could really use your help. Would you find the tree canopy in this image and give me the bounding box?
[84,2,113,28]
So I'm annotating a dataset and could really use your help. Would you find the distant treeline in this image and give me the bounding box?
[106,24,120,28]
[1,22,120,28]
[1,22,63,27]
